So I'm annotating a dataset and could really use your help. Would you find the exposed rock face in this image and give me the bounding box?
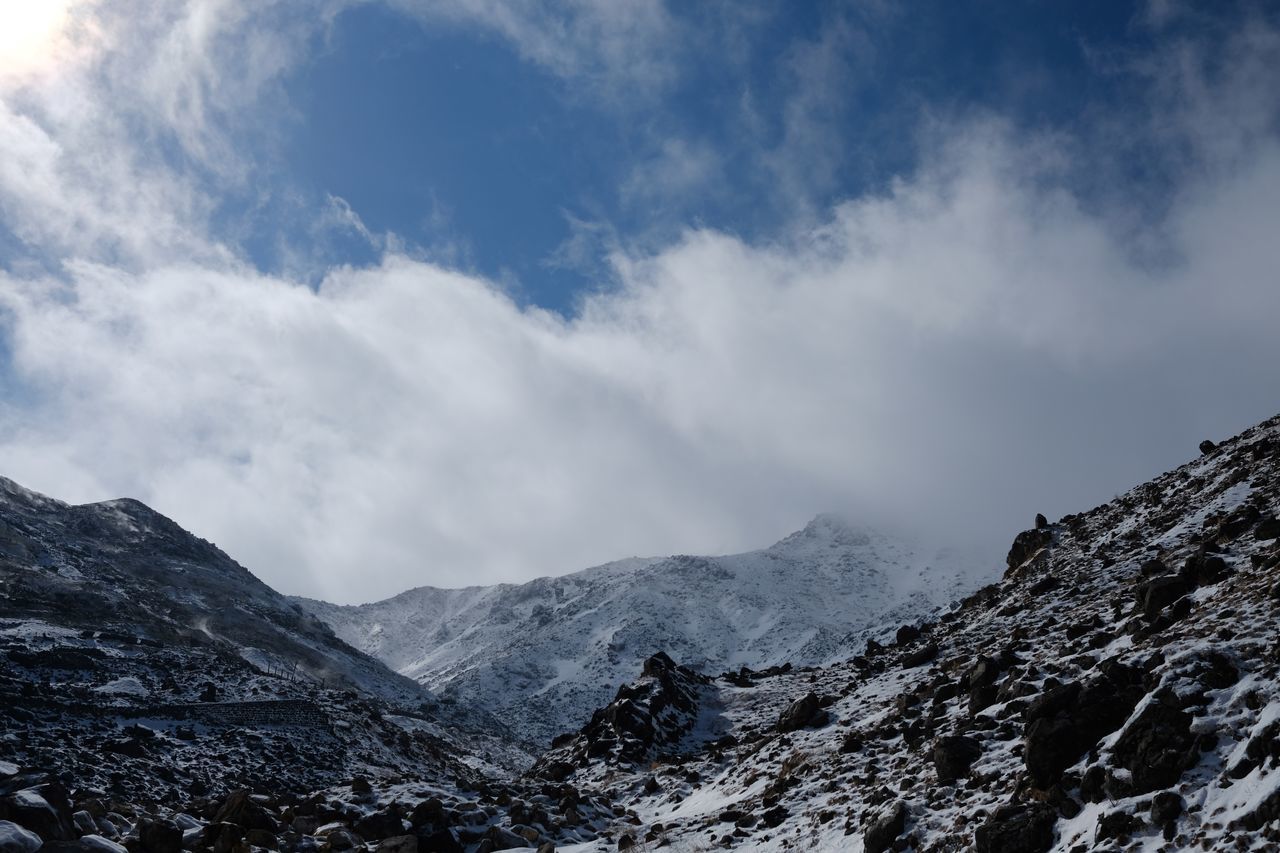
[528,652,715,777]
[1005,527,1053,575]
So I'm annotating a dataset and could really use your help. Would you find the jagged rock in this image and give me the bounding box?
[1022,671,1143,789]
[616,833,635,850]
[776,693,826,732]
[1179,552,1228,586]
[1006,528,1053,574]
[895,625,921,645]
[760,806,788,828]
[1034,513,1049,530]
[932,736,981,781]
[973,804,1056,853]
[863,801,907,853]
[1109,689,1197,793]
[1199,439,1217,454]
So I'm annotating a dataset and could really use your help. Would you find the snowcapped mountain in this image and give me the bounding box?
[297,516,997,745]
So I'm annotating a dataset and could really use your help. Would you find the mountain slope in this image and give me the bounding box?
[298,517,995,745]
[0,476,532,801]
[525,414,1280,851]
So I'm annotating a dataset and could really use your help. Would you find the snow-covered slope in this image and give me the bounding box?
[526,413,1280,852]
[298,517,996,745]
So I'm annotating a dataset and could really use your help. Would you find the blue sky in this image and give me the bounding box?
[0,1,1278,601]
[239,1,1168,309]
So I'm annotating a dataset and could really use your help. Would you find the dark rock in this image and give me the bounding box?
[1199,439,1217,455]
[1256,517,1280,540]
[933,735,982,781]
[901,643,939,669]
[416,829,462,853]
[616,833,634,850]
[137,818,182,853]
[4,784,75,842]
[1006,528,1053,575]
[1023,674,1143,789]
[481,825,527,851]
[776,693,825,733]
[1034,513,1049,529]
[1109,689,1197,793]
[1150,791,1183,824]
[355,809,405,842]
[1095,811,1142,843]
[863,800,907,853]
[760,806,788,828]
[1136,575,1191,620]
[839,731,865,756]
[895,625,921,645]
[409,799,444,829]
[973,804,1056,853]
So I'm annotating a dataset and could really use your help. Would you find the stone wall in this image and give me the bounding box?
[139,699,330,729]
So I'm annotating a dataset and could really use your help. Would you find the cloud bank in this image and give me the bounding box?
[1,2,1278,601]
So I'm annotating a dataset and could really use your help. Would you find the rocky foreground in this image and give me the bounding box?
[1,412,1280,852]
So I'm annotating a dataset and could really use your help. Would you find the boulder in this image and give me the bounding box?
[902,642,939,669]
[1135,575,1190,621]
[374,836,417,853]
[1095,810,1142,843]
[1006,528,1053,575]
[973,804,1056,853]
[863,801,907,853]
[933,736,982,781]
[137,818,183,853]
[1109,690,1197,793]
[776,693,826,733]
[1255,517,1280,540]
[0,821,41,853]
[1150,791,1183,825]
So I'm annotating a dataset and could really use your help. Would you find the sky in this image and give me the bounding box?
[0,0,1278,603]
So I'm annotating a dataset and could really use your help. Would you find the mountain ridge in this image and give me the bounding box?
[296,515,997,745]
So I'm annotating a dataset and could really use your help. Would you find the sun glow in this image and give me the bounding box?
[0,0,75,80]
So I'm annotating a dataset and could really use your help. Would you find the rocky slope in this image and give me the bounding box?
[520,413,1280,851]
[297,518,993,746]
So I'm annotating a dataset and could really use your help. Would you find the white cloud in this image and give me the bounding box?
[0,2,1278,603]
